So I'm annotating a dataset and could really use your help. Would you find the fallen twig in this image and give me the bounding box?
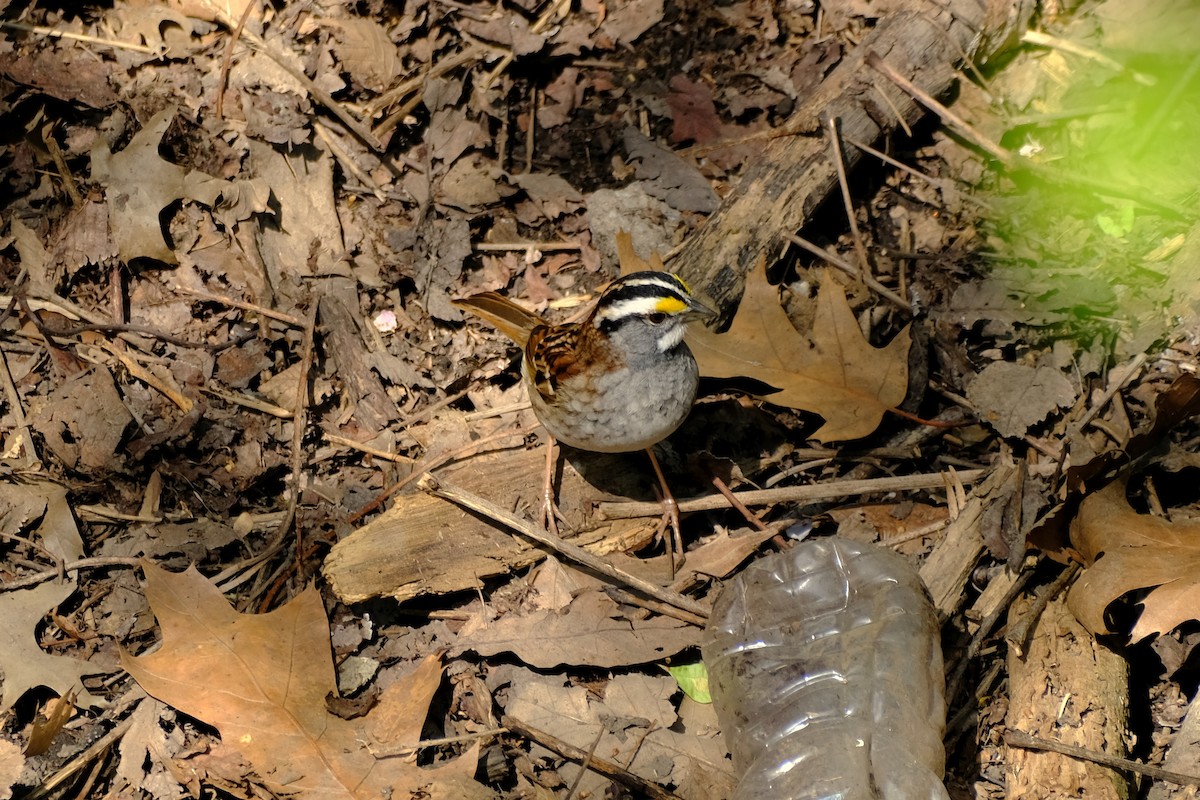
[3,557,144,591]
[419,474,710,619]
[1004,729,1200,788]
[599,469,987,519]
[826,116,872,279]
[0,21,155,54]
[784,232,912,312]
[503,715,686,800]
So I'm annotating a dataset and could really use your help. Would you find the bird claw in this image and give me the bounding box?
[540,489,568,537]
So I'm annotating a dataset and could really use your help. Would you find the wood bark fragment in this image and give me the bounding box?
[672,0,1035,319]
[920,463,1014,618]
[1005,592,1130,800]
[322,446,661,604]
[1147,694,1200,799]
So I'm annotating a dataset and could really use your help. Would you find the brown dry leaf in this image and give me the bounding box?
[122,564,491,799]
[597,0,664,46]
[689,259,910,442]
[0,480,84,563]
[677,527,777,579]
[966,362,1075,438]
[623,128,719,214]
[109,3,197,58]
[0,739,23,800]
[0,41,119,109]
[28,367,133,472]
[614,229,667,274]
[90,107,225,264]
[112,699,187,798]
[505,671,734,798]
[452,590,697,669]
[1030,374,1200,561]
[328,17,398,93]
[1067,483,1200,641]
[0,580,101,711]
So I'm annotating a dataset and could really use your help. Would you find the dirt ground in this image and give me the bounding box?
[2,0,1200,798]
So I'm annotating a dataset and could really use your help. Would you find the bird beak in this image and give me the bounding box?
[683,297,717,322]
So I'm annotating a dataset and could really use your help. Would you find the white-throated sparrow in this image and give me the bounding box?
[454,271,715,556]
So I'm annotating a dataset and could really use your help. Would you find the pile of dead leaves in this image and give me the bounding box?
[3,0,1200,798]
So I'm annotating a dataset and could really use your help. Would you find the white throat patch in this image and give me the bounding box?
[657,323,687,352]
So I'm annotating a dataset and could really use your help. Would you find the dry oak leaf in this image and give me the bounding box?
[689,261,910,441]
[1067,483,1200,641]
[90,107,226,264]
[122,563,492,799]
[0,579,102,711]
[453,589,697,669]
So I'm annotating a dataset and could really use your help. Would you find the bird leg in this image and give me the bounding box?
[644,447,683,573]
[541,435,567,536]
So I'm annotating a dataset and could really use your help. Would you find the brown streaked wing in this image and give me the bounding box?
[526,324,581,399]
[452,292,543,347]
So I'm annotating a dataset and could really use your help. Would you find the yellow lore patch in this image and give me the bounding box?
[655,296,687,314]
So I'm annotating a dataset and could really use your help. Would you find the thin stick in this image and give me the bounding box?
[4,557,145,590]
[42,123,83,207]
[845,136,991,210]
[871,83,912,137]
[214,0,258,120]
[75,506,161,523]
[1005,563,1080,658]
[203,386,293,418]
[99,342,194,413]
[473,241,583,252]
[645,447,682,572]
[886,516,950,546]
[314,119,385,201]
[198,0,383,151]
[173,285,305,326]
[420,474,710,619]
[599,469,986,519]
[1077,352,1147,429]
[784,232,912,312]
[347,428,528,523]
[1,21,155,53]
[396,387,472,431]
[503,715,685,800]
[324,432,416,463]
[607,588,708,627]
[1020,30,1131,77]
[711,476,770,532]
[277,303,318,555]
[25,715,135,800]
[945,564,1036,703]
[0,345,38,465]
[1004,729,1200,787]
[564,725,606,800]
[865,50,1013,166]
[368,727,509,758]
[826,116,872,278]
[16,294,243,352]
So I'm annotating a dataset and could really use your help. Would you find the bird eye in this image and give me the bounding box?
[647,312,667,325]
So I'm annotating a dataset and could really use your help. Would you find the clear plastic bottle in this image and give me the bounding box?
[701,537,949,800]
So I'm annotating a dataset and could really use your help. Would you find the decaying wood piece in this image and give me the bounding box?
[1147,695,1200,800]
[920,462,1014,618]
[323,446,661,604]
[1005,592,1130,800]
[672,0,1035,318]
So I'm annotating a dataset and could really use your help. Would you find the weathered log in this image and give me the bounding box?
[672,0,1035,320]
